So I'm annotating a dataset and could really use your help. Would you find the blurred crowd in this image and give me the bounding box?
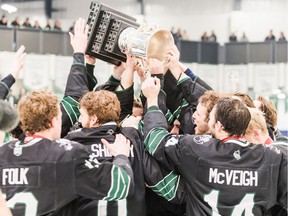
[0,14,74,32]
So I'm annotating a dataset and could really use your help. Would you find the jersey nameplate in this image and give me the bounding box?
[1,166,40,187]
[2,168,29,185]
[90,143,134,158]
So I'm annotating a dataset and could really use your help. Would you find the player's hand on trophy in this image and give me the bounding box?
[101,134,131,157]
[147,58,164,75]
[85,55,96,65]
[69,18,88,53]
[135,62,146,83]
[165,44,182,79]
[113,62,125,80]
[11,45,26,79]
[124,51,136,73]
[118,51,135,89]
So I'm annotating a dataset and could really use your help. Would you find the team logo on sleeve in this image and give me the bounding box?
[233,150,241,160]
[107,129,114,135]
[85,153,101,169]
[56,139,73,151]
[165,136,179,147]
[193,135,211,145]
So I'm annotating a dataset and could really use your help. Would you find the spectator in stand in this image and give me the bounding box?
[69,21,75,33]
[182,29,190,40]
[278,32,286,42]
[33,20,42,30]
[22,17,32,28]
[174,28,182,41]
[0,15,8,26]
[44,19,52,30]
[208,30,217,42]
[201,32,209,41]
[54,19,62,31]
[11,16,20,27]
[265,29,276,41]
[170,26,177,40]
[240,32,248,42]
[229,32,237,42]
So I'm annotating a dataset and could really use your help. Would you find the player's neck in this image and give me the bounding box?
[221,135,244,143]
[27,130,55,141]
[215,130,230,141]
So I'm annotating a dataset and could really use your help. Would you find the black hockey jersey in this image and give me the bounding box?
[65,122,184,216]
[143,107,288,216]
[0,138,133,216]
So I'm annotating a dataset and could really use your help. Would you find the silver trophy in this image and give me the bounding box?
[118,27,174,76]
[86,1,174,73]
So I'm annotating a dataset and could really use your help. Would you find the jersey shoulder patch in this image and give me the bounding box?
[56,139,74,151]
[193,135,212,145]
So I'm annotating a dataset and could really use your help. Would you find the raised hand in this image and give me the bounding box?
[69,18,89,53]
[165,44,182,79]
[113,62,126,80]
[141,76,160,99]
[147,58,164,75]
[11,45,26,79]
[85,55,96,65]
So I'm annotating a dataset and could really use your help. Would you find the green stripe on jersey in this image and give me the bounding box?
[144,128,169,155]
[104,166,131,201]
[173,98,189,119]
[60,96,80,125]
[148,171,180,201]
[165,109,175,125]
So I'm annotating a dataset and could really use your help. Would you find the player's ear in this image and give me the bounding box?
[50,116,57,128]
[253,130,260,138]
[215,121,224,132]
[91,115,99,126]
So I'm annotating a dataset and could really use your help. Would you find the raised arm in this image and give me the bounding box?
[60,18,91,137]
[0,46,26,100]
[141,77,185,172]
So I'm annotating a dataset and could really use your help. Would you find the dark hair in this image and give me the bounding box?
[231,92,255,108]
[215,98,251,136]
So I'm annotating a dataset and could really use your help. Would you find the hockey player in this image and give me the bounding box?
[0,89,134,216]
[142,76,287,215]
[64,61,185,215]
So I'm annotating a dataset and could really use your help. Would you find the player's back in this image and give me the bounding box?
[65,124,146,216]
[180,136,287,215]
[0,138,82,216]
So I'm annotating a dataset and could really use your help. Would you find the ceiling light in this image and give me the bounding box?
[1,4,17,14]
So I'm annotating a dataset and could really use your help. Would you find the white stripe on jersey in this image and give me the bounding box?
[98,200,108,216]
[118,199,127,216]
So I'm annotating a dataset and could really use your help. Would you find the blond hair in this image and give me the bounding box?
[245,108,268,136]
